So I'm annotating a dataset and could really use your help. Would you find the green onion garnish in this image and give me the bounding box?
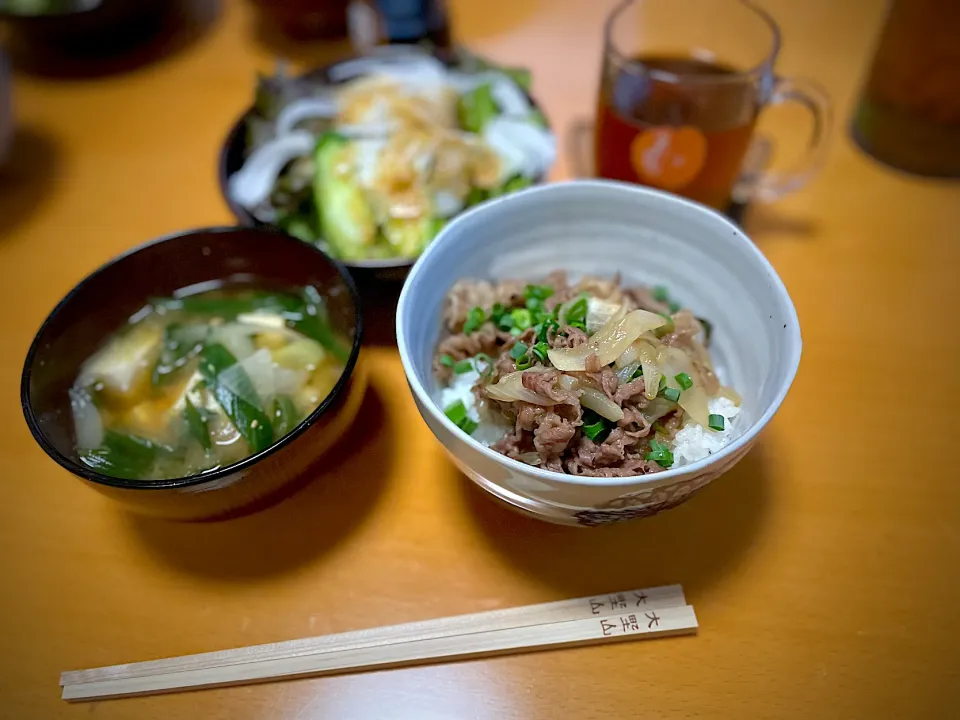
[654,314,675,338]
[658,375,667,392]
[445,400,479,435]
[463,307,486,334]
[668,300,681,313]
[440,354,455,368]
[581,409,611,443]
[515,354,533,370]
[444,400,468,426]
[510,341,529,360]
[511,308,532,331]
[536,318,558,343]
[525,297,542,312]
[531,341,550,363]
[453,359,474,374]
[645,438,674,468]
[652,285,670,303]
[564,296,588,327]
[675,372,693,390]
[631,365,644,379]
[662,387,681,403]
[524,284,554,301]
[474,353,493,377]
[708,414,725,431]
[697,316,713,347]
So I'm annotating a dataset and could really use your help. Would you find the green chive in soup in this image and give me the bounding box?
[70,284,350,481]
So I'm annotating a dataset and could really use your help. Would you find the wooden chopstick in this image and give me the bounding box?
[61,584,684,688]
[62,604,697,701]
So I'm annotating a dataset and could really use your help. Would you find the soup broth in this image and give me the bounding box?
[70,284,350,481]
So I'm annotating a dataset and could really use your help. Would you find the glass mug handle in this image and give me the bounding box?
[733,76,833,203]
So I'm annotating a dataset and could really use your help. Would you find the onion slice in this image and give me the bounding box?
[548,309,666,372]
[228,131,315,209]
[275,96,337,135]
[484,370,556,406]
[579,386,624,422]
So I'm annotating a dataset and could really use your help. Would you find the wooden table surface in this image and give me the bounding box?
[2,1,959,717]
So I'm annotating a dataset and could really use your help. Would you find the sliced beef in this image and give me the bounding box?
[533,412,577,457]
[520,369,580,405]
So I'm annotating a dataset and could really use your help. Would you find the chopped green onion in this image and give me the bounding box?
[697,316,713,347]
[444,400,468,426]
[645,438,674,468]
[668,300,681,313]
[491,302,507,325]
[658,375,667,392]
[674,372,693,390]
[581,409,612,443]
[463,307,487,335]
[564,296,588,327]
[531,341,550,363]
[536,318,559,343]
[453,359,474,374]
[525,297,543,312]
[515,353,533,370]
[652,285,670,303]
[474,353,494,377]
[631,365,644,379]
[444,399,478,435]
[511,308,533,331]
[440,354,455,368]
[510,341,529,360]
[662,387,681,403]
[654,314,675,338]
[524,284,555,301]
[708,414,725,431]
[510,327,523,336]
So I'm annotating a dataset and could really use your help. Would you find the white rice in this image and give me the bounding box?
[439,357,743,466]
[437,360,511,446]
[671,397,742,467]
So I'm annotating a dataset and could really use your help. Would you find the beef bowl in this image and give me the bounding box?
[396,180,801,526]
[21,227,365,521]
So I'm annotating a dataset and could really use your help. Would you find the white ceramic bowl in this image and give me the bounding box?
[397,180,801,526]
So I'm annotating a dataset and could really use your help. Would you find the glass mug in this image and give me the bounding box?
[595,0,831,210]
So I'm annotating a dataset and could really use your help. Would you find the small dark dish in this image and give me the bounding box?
[21,226,365,521]
[218,58,552,283]
[0,0,168,51]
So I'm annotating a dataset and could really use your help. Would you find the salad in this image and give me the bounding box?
[227,48,556,263]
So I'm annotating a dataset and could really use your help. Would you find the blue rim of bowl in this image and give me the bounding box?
[396,179,803,488]
[217,58,553,272]
[20,225,364,491]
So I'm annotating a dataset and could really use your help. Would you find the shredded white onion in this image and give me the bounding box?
[227,131,315,209]
[275,96,337,135]
[482,116,556,181]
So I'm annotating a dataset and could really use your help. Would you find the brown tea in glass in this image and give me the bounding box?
[596,0,830,210]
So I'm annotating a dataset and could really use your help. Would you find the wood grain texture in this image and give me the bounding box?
[62,606,698,700]
[2,0,959,718]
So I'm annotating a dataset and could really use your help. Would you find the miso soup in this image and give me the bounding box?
[70,284,350,480]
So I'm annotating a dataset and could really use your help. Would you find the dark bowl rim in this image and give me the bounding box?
[0,0,105,21]
[20,225,364,491]
[217,56,553,272]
